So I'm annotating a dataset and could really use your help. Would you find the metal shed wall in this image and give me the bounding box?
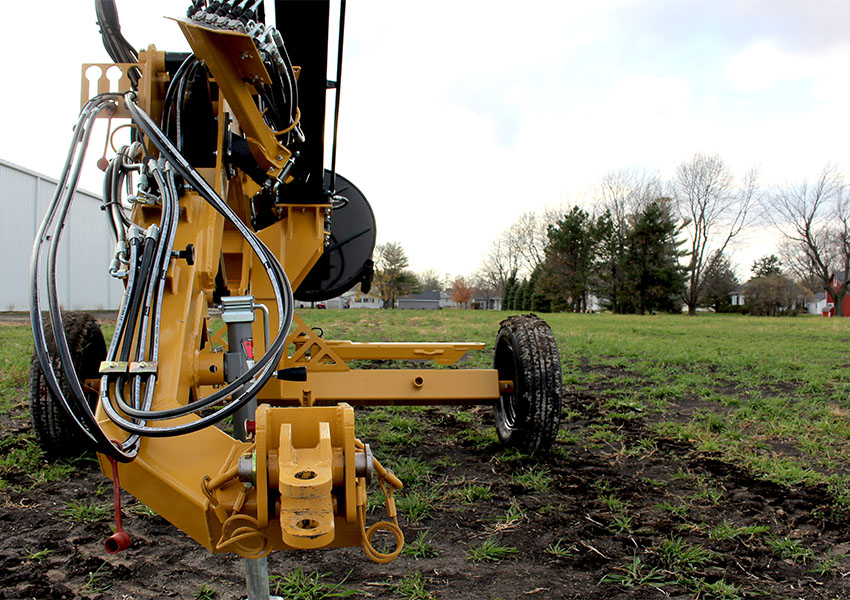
[0,159,123,311]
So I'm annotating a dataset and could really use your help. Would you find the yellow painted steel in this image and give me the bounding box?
[87,17,501,564]
[327,340,486,365]
[272,370,502,407]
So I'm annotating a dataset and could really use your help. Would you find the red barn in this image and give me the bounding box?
[822,271,850,317]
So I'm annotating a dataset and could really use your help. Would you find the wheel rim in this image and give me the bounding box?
[495,336,519,430]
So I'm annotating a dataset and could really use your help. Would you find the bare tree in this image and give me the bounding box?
[674,153,758,316]
[418,268,443,291]
[479,233,520,294]
[597,168,663,228]
[504,209,562,275]
[778,239,823,292]
[769,165,850,315]
[471,271,499,308]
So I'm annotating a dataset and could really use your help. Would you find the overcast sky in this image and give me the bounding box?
[3,1,849,281]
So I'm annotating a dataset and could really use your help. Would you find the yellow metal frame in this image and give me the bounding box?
[88,18,502,562]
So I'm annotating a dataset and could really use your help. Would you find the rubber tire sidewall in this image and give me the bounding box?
[493,314,563,454]
[29,312,106,458]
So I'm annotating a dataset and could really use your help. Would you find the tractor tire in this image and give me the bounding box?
[493,314,562,454]
[29,312,106,458]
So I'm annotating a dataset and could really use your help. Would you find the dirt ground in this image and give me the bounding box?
[2,327,850,599]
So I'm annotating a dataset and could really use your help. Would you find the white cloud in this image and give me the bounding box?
[725,40,801,91]
[725,39,850,95]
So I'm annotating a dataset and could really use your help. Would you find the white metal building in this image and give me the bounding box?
[0,158,123,311]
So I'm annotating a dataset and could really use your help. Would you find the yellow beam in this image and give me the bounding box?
[263,369,501,406]
[325,341,485,365]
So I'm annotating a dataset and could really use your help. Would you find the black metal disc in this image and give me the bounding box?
[293,171,376,302]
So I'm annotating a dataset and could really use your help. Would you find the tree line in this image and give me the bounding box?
[373,154,850,316]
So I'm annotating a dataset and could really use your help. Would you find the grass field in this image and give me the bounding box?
[2,309,850,599]
[302,309,850,498]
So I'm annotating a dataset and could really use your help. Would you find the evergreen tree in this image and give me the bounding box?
[626,200,687,314]
[592,209,633,313]
[522,271,537,311]
[540,206,596,312]
[502,269,519,311]
[752,255,783,278]
[701,250,739,311]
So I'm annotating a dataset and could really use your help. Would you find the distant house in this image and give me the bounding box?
[729,289,745,307]
[730,280,822,316]
[470,296,502,310]
[808,292,828,316]
[294,289,383,309]
[440,291,459,309]
[341,290,382,309]
[398,290,441,310]
[823,272,850,317]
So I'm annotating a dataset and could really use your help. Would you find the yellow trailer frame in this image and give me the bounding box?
[88,18,504,562]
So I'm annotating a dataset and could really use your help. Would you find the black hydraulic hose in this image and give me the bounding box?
[94,0,141,86]
[32,94,140,461]
[125,163,179,417]
[102,159,120,243]
[107,146,134,239]
[111,231,157,416]
[175,61,200,152]
[138,167,181,411]
[105,236,140,363]
[100,237,144,453]
[30,100,109,447]
[119,234,157,362]
[97,94,293,435]
[329,0,346,193]
[162,54,198,137]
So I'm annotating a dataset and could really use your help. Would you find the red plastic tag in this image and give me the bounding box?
[242,339,254,360]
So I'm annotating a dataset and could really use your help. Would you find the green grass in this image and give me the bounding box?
[194,583,217,600]
[544,538,576,558]
[23,547,52,563]
[493,499,526,528]
[59,500,111,524]
[387,457,434,487]
[402,530,439,558]
[658,536,715,571]
[453,483,493,503]
[599,554,666,588]
[509,467,553,492]
[359,408,424,447]
[395,487,440,523]
[467,537,519,563]
[82,561,113,594]
[766,535,813,562]
[269,567,358,599]
[391,571,434,600]
[0,325,34,413]
[7,309,847,505]
[708,520,770,541]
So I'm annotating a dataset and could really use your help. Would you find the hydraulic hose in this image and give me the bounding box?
[30,93,140,461]
[95,94,293,437]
